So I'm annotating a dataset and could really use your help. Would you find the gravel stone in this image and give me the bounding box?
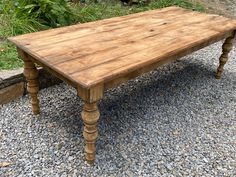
[0,41,236,176]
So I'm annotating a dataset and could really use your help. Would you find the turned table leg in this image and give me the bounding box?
[81,102,100,164]
[216,34,235,79]
[77,84,103,164]
[23,57,40,115]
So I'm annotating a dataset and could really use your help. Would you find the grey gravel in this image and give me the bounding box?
[1,41,236,176]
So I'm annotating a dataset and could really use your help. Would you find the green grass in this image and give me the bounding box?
[0,12,48,70]
[72,0,204,23]
[0,0,204,70]
[0,15,47,70]
[0,41,22,69]
[71,3,131,23]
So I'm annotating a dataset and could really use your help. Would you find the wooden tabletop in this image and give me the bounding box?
[9,6,236,89]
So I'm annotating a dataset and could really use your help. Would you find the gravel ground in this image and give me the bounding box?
[1,41,236,176]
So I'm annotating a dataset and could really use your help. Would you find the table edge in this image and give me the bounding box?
[14,30,236,91]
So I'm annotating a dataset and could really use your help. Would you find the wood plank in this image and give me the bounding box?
[9,6,182,45]
[104,32,233,90]
[8,6,236,89]
[35,11,204,64]
[24,14,233,74]
[70,28,233,87]
[53,17,234,75]
[24,51,78,87]
[36,11,211,59]
[16,7,189,49]
[17,9,191,53]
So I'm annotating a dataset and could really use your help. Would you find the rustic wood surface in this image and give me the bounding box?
[8,6,236,164]
[9,6,236,89]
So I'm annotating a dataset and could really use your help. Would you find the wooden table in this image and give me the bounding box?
[9,6,236,164]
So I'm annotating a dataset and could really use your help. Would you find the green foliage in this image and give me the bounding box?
[0,1,47,37]
[0,14,46,37]
[0,0,76,32]
[20,0,76,27]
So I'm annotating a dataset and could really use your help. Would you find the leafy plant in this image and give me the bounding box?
[0,1,44,37]
[0,0,76,29]
[21,0,76,27]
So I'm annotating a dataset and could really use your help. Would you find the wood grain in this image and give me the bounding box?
[8,6,236,89]
[9,6,182,44]
[70,29,234,87]
[40,13,225,67]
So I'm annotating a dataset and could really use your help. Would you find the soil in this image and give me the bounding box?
[190,0,236,18]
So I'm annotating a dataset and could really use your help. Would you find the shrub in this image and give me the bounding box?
[0,1,46,37]
[0,0,76,34]
[21,0,76,27]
